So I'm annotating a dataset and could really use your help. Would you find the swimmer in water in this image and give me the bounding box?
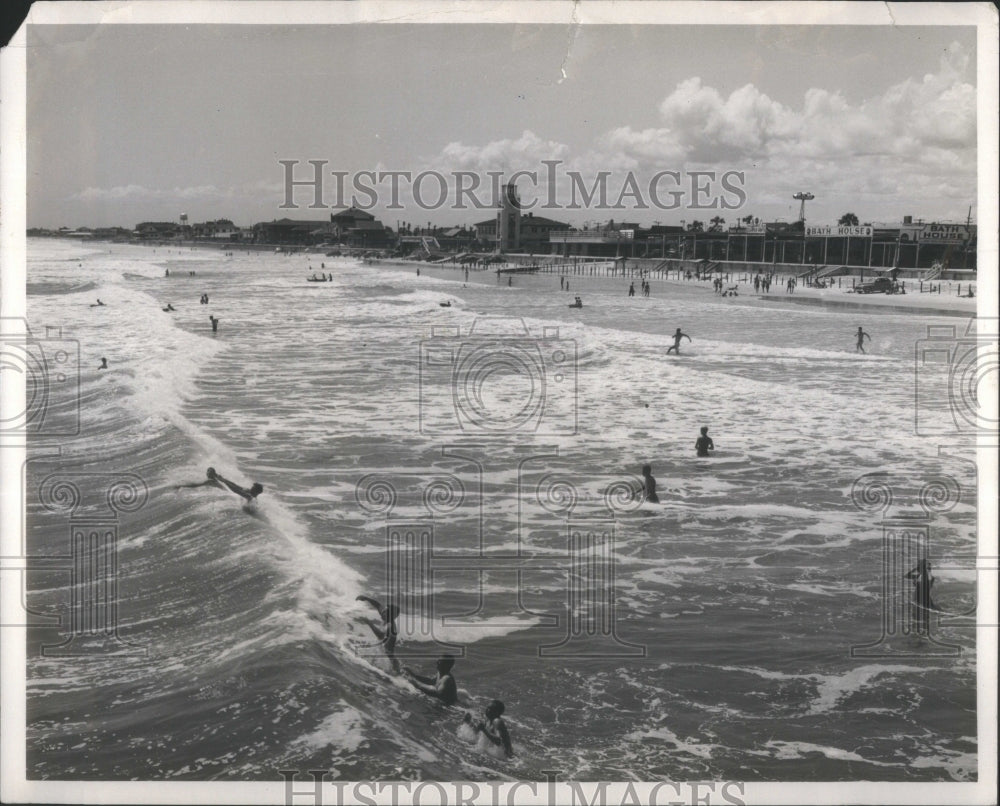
[355,595,400,669]
[463,700,513,758]
[162,303,176,312]
[666,328,690,355]
[695,426,714,457]
[90,299,105,308]
[905,559,937,635]
[98,357,108,370]
[641,464,659,503]
[209,315,219,333]
[213,472,263,502]
[402,655,458,706]
[855,326,871,354]
[175,466,225,490]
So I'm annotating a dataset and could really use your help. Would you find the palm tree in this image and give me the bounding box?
[742,214,755,226]
[838,212,859,226]
[688,220,704,233]
[709,216,726,232]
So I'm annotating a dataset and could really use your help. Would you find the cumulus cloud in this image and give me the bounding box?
[425,42,976,220]
[434,130,570,172]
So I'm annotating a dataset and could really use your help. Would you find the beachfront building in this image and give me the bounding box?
[519,212,573,253]
[548,220,645,259]
[474,204,570,253]
[437,226,477,251]
[328,207,391,248]
[473,217,499,248]
[251,210,391,248]
[252,218,334,246]
[191,219,239,240]
[473,182,530,252]
[135,221,182,240]
[547,216,977,271]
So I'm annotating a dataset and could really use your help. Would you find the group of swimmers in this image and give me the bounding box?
[174,467,510,752]
[158,296,220,333]
[640,427,715,503]
[354,595,513,758]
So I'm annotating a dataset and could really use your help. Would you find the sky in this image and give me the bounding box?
[25,22,978,230]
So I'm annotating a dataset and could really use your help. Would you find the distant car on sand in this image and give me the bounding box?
[855,277,896,294]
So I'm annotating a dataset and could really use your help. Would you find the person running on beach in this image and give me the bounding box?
[98,357,108,370]
[905,559,937,635]
[666,328,691,355]
[463,700,513,758]
[402,655,458,705]
[695,426,715,457]
[175,466,225,490]
[855,326,871,354]
[641,464,659,504]
[355,594,400,667]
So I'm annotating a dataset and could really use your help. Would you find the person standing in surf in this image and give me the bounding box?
[641,464,660,503]
[905,559,937,635]
[855,326,871,354]
[402,655,458,706]
[695,426,715,457]
[666,328,691,355]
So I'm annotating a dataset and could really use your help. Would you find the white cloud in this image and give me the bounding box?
[421,41,976,221]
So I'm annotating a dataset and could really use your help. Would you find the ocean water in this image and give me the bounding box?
[23,239,978,782]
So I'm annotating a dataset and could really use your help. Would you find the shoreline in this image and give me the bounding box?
[758,293,976,318]
[42,237,979,318]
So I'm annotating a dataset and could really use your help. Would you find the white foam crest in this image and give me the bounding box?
[757,740,895,765]
[623,721,717,760]
[399,615,542,645]
[809,663,929,714]
[290,702,368,754]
